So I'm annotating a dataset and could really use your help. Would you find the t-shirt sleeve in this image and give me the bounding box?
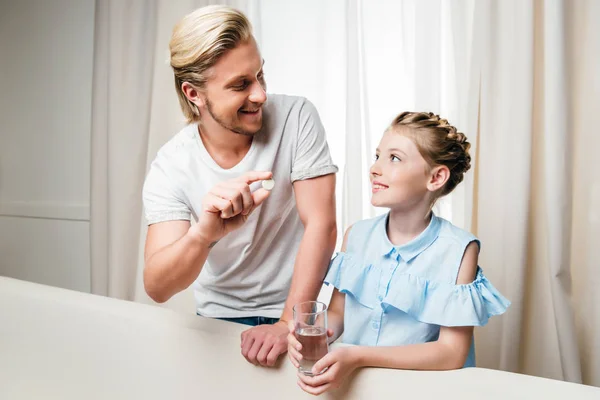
[142,152,191,225]
[290,99,339,182]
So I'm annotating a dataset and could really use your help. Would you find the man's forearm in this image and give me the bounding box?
[144,230,212,303]
[281,221,337,322]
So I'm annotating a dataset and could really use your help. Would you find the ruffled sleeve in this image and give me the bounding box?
[383,267,511,327]
[325,253,510,327]
[324,252,379,309]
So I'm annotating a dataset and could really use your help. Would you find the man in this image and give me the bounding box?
[142,5,338,367]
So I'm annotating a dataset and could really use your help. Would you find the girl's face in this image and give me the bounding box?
[370,130,436,210]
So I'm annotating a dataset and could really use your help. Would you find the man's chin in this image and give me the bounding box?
[232,123,262,136]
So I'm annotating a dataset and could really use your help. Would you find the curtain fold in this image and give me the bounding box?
[90,0,158,300]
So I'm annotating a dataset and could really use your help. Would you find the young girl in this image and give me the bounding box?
[287,112,510,395]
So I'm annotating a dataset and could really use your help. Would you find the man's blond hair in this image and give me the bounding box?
[170,5,253,123]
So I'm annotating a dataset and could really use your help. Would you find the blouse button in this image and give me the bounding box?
[372,321,380,329]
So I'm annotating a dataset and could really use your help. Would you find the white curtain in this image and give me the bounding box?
[90,0,158,299]
[90,0,600,386]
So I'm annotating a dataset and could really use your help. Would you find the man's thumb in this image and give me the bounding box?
[250,188,271,211]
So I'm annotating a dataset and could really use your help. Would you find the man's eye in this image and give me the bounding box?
[231,80,250,91]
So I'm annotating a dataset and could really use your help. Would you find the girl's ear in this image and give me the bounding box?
[427,165,450,192]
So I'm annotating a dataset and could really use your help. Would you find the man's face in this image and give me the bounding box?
[200,37,267,136]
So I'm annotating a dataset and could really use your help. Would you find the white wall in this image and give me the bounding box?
[0,0,95,292]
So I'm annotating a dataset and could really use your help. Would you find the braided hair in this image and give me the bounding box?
[389,112,471,196]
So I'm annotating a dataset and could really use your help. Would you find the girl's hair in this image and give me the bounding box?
[169,5,253,123]
[389,112,472,196]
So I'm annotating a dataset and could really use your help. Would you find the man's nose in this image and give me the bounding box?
[249,81,267,104]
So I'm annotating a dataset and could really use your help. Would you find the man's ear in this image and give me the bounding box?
[181,82,205,108]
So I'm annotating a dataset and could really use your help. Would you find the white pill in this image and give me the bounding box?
[262,179,275,191]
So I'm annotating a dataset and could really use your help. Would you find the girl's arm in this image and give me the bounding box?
[348,241,480,370]
[324,224,352,342]
[325,288,345,343]
[350,325,473,370]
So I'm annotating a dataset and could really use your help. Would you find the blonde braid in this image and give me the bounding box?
[389,112,471,196]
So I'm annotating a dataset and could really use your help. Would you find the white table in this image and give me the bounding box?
[1,277,598,399]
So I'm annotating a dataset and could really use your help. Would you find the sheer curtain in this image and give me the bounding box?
[90,0,158,299]
[90,0,599,386]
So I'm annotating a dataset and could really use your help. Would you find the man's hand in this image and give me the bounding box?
[189,171,272,245]
[241,321,289,367]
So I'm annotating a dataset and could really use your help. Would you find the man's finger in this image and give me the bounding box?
[221,181,252,214]
[241,336,255,359]
[265,342,287,367]
[211,186,244,217]
[203,194,231,213]
[220,200,235,219]
[246,338,264,365]
[238,183,253,215]
[236,171,273,185]
[256,340,274,366]
[246,188,271,215]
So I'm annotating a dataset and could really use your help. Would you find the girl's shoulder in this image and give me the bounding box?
[435,217,480,251]
[344,213,388,253]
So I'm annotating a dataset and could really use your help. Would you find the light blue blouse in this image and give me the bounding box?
[324,213,510,368]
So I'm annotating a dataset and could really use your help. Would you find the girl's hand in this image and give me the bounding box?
[287,321,303,368]
[296,347,359,395]
[287,321,335,369]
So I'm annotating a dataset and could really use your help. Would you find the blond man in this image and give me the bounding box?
[142,5,338,367]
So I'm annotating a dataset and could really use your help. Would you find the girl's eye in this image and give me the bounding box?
[391,155,401,162]
[374,154,379,161]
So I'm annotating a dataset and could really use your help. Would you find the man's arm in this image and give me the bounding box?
[240,173,337,366]
[143,171,273,303]
[284,100,338,315]
[143,221,211,303]
[283,173,337,321]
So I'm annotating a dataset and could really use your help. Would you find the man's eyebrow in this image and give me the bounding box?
[224,59,265,87]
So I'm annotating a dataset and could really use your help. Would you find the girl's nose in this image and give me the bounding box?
[370,162,381,177]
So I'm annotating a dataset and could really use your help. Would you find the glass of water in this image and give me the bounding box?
[293,301,329,376]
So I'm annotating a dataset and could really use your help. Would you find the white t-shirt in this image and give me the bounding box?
[142,94,338,318]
